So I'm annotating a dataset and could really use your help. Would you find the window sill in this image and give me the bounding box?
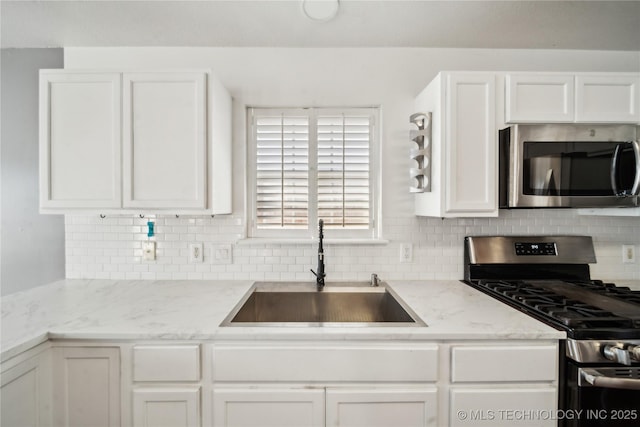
[236,238,389,246]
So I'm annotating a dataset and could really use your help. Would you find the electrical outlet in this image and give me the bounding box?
[212,244,233,265]
[400,243,413,263]
[189,243,204,263]
[142,241,156,261]
[622,245,636,264]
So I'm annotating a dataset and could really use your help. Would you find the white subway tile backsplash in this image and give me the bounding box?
[65,210,640,281]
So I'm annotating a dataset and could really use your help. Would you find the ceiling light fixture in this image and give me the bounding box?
[302,0,340,22]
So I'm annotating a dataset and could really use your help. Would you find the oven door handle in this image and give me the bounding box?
[580,368,640,391]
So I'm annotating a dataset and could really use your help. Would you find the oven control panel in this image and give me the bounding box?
[466,236,595,264]
[515,242,557,256]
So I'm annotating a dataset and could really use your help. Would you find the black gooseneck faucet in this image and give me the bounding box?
[310,219,326,290]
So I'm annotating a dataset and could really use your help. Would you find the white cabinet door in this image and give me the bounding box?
[506,74,574,123]
[1,351,52,427]
[326,388,438,427]
[212,388,325,427]
[52,347,120,427]
[445,73,497,216]
[133,388,200,427]
[39,71,121,209]
[122,72,207,209]
[449,388,557,427]
[575,74,640,123]
[414,72,498,218]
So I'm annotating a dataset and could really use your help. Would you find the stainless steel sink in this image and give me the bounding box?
[220,281,426,327]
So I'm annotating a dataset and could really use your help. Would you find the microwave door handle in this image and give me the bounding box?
[610,143,623,196]
[580,368,640,390]
[631,140,640,196]
[611,141,640,197]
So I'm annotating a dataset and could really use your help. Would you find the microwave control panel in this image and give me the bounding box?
[515,242,557,256]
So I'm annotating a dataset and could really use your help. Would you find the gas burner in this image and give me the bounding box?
[475,279,640,330]
[472,284,640,344]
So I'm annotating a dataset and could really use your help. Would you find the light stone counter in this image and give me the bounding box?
[2,279,568,361]
[615,280,640,291]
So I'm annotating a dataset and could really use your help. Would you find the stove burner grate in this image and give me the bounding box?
[476,279,640,330]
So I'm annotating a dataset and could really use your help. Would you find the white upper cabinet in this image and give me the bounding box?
[506,72,640,124]
[414,72,498,218]
[123,72,207,209]
[506,73,574,123]
[575,74,639,123]
[39,69,232,214]
[40,72,122,209]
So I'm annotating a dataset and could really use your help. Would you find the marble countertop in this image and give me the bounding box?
[1,278,574,361]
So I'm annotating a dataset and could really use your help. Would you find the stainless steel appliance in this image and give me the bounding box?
[464,236,640,427]
[499,124,640,208]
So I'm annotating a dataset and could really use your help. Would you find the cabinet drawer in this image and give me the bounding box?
[213,344,438,382]
[133,345,200,382]
[451,345,557,383]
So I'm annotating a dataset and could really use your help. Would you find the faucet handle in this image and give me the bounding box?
[370,273,380,287]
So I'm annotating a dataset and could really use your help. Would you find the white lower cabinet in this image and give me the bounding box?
[133,387,201,427]
[211,343,440,427]
[133,344,201,382]
[448,342,559,427]
[2,339,558,427]
[450,344,557,383]
[213,388,325,427]
[0,345,52,427]
[326,388,438,427]
[131,345,203,427]
[212,387,437,427]
[52,346,121,427]
[449,388,557,427]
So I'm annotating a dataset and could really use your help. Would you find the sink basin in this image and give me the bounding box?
[221,282,426,327]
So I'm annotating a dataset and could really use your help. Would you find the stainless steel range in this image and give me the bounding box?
[464,236,640,427]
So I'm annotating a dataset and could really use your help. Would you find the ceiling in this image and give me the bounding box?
[2,0,639,50]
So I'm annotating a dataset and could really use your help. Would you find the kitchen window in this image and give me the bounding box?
[248,107,380,240]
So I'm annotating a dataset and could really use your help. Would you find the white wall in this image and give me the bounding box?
[62,47,640,282]
[1,48,66,296]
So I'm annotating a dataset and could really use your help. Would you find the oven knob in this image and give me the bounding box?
[603,345,631,365]
[630,345,640,363]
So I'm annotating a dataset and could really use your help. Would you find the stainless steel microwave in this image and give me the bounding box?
[499,124,640,208]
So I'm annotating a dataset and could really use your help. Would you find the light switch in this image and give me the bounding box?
[212,244,233,265]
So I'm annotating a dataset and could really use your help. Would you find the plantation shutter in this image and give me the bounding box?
[255,114,309,229]
[317,114,371,228]
[251,108,375,236]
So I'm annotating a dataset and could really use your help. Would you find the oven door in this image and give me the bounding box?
[564,361,640,427]
[500,127,640,208]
